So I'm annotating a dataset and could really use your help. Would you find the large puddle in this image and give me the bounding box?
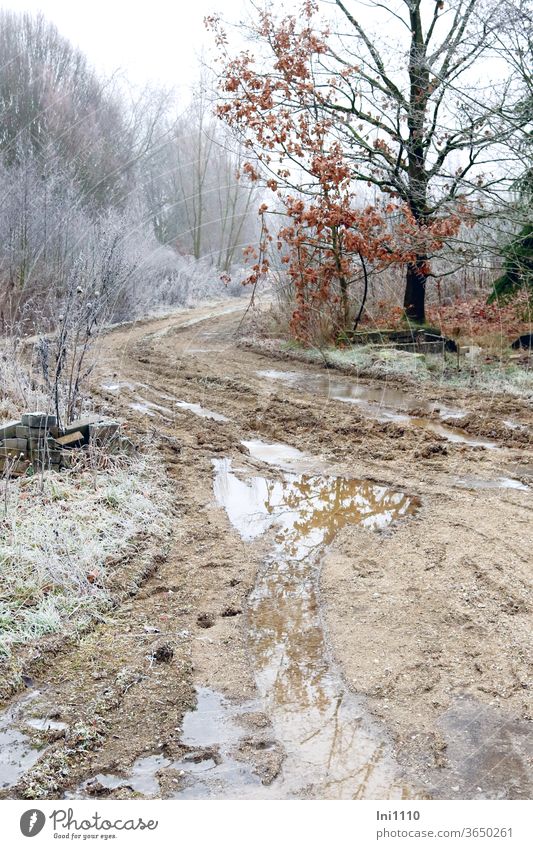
[210,451,420,798]
[70,448,420,799]
[258,370,497,448]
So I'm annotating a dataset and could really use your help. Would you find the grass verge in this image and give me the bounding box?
[240,336,533,398]
[0,455,172,692]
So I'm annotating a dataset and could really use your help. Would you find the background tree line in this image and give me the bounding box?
[0,10,260,334]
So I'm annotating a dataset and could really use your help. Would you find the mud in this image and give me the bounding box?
[214,451,419,798]
[1,299,531,800]
[0,692,48,790]
[257,368,496,448]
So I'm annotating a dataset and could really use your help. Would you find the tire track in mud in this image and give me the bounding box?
[1,301,531,799]
[90,303,533,799]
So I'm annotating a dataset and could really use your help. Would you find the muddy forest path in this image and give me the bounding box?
[3,299,532,801]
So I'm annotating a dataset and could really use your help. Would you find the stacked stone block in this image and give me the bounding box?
[0,412,120,477]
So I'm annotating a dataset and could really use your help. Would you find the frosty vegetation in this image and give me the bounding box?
[0,455,171,661]
[0,10,258,341]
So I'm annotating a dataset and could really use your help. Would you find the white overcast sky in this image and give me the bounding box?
[0,0,249,93]
[0,1,507,115]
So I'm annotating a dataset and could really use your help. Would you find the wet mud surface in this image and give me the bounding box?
[1,300,531,799]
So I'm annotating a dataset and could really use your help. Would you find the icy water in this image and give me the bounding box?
[104,380,229,424]
[72,688,262,800]
[434,697,533,799]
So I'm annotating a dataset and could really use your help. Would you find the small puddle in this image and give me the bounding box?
[258,368,456,415]
[502,419,526,431]
[171,688,263,798]
[378,412,497,448]
[257,370,497,448]
[180,304,244,328]
[212,449,420,798]
[434,697,533,799]
[72,688,265,799]
[105,381,229,424]
[128,398,174,419]
[452,476,528,492]
[506,463,533,481]
[101,381,136,393]
[174,401,229,422]
[25,718,68,732]
[72,757,167,798]
[0,691,58,790]
[242,439,307,467]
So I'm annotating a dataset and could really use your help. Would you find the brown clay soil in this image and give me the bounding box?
[1,299,532,800]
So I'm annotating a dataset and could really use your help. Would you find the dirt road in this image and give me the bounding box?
[2,300,532,800]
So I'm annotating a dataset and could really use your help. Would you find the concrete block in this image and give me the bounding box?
[21,412,57,429]
[0,446,26,458]
[0,420,21,440]
[28,442,60,460]
[61,414,103,444]
[1,438,28,452]
[64,415,101,436]
[59,452,73,469]
[89,421,120,444]
[0,456,30,475]
[28,437,47,451]
[17,425,48,439]
[30,446,62,464]
[55,430,84,447]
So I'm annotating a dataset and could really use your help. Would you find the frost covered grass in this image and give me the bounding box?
[0,457,171,657]
[442,362,533,398]
[322,344,533,396]
[243,335,533,399]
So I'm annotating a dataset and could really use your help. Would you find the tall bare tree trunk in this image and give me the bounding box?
[404,256,427,323]
[404,4,429,324]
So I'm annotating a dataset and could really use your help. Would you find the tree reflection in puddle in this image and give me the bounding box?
[213,458,419,798]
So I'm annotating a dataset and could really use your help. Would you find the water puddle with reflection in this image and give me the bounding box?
[72,448,420,799]
[257,370,497,448]
[211,453,420,798]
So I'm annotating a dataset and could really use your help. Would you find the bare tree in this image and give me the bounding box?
[209,0,528,321]
[141,85,259,269]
